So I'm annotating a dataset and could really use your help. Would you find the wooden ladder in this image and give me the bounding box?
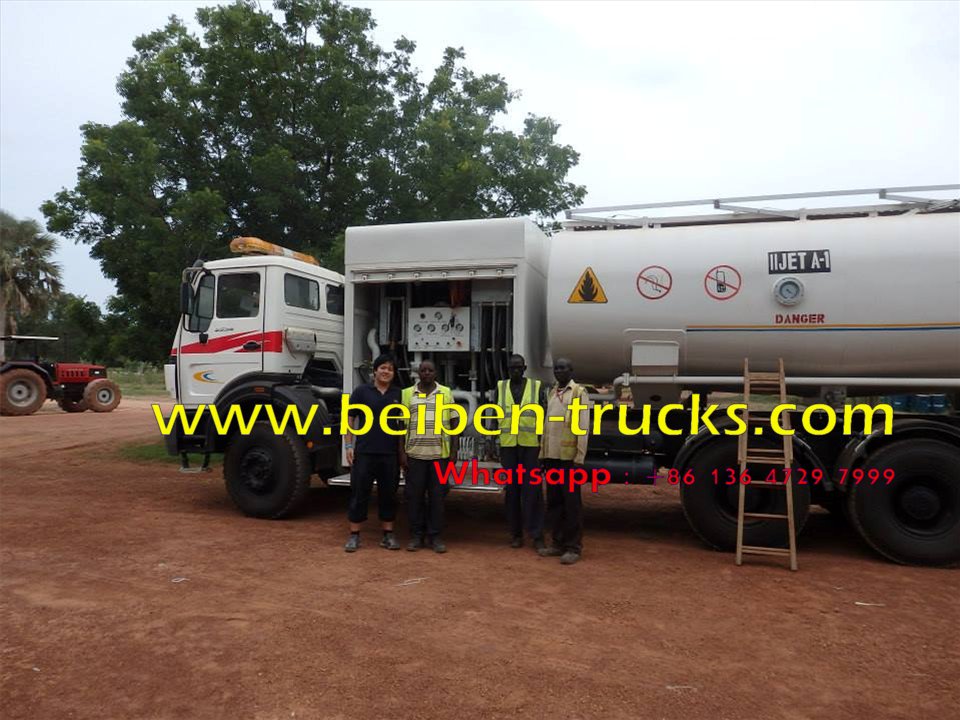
[735,358,798,571]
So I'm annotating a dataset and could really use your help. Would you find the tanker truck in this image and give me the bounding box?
[165,185,959,566]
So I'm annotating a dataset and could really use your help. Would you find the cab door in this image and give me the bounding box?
[177,269,265,406]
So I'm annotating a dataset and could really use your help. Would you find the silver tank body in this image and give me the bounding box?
[546,213,960,384]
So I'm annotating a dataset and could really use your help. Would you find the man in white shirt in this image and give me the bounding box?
[538,358,590,565]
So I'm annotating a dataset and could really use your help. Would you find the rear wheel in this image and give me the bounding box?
[83,378,121,412]
[58,397,89,413]
[1,369,47,416]
[223,422,311,519]
[678,438,810,550]
[848,440,960,566]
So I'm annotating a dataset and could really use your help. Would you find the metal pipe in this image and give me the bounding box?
[491,302,500,380]
[409,351,424,385]
[451,390,479,419]
[366,328,379,360]
[614,373,960,388]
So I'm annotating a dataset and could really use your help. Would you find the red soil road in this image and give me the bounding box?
[1,398,958,719]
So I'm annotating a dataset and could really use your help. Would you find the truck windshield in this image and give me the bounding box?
[185,273,215,333]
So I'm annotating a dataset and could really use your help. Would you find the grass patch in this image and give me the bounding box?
[117,439,222,468]
[111,368,168,397]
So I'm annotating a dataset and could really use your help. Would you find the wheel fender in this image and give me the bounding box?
[1,362,54,393]
[834,418,960,485]
[206,379,333,451]
[270,384,333,446]
[673,419,829,486]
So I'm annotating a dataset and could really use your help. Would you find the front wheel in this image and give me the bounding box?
[848,440,960,566]
[83,378,121,412]
[223,422,311,519]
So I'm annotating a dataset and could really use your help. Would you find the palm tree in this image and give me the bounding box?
[0,210,63,360]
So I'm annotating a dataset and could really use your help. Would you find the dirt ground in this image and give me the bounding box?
[1,398,958,720]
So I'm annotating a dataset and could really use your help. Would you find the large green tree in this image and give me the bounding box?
[0,210,63,359]
[14,292,119,365]
[43,0,585,363]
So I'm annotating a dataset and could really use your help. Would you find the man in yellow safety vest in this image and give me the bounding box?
[497,354,548,550]
[400,360,459,553]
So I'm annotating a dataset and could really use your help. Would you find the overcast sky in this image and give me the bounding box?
[2,0,958,307]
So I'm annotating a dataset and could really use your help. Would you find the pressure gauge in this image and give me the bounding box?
[773,277,804,306]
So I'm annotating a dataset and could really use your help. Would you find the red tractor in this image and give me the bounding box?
[0,335,122,416]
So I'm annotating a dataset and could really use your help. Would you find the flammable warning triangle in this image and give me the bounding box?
[567,266,608,303]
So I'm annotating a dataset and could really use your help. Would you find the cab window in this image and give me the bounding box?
[284,273,320,311]
[325,284,344,315]
[216,273,261,318]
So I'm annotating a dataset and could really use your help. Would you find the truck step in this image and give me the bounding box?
[179,452,212,474]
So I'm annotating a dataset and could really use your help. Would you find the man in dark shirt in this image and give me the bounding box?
[344,354,404,552]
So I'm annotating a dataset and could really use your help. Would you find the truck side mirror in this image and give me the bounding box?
[180,282,193,315]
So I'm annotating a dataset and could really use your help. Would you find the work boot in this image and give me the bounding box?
[537,545,563,557]
[380,532,400,551]
[344,533,361,553]
[560,551,581,565]
[432,537,448,554]
[407,536,426,552]
[510,536,524,549]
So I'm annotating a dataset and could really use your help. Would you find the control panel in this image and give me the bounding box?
[407,307,471,352]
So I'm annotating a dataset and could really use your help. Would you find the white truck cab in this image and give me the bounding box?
[167,238,344,406]
[163,239,345,517]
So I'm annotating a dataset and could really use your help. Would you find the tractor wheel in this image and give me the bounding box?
[1,369,47,416]
[223,422,311,519]
[83,378,122,412]
[58,397,89,413]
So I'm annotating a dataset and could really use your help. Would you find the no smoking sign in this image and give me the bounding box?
[637,265,672,300]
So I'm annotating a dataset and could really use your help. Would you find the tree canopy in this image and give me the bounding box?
[43,0,586,363]
[0,210,63,359]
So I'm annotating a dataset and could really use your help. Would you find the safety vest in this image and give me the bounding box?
[497,378,542,448]
[401,383,454,459]
[551,381,588,461]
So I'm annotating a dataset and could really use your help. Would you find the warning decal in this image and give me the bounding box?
[568,267,608,303]
[704,265,741,301]
[637,265,672,300]
[768,249,831,274]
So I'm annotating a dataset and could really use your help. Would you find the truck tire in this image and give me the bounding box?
[83,378,121,412]
[847,440,960,566]
[0,369,47,416]
[678,438,810,551]
[58,397,89,413]
[223,422,311,519]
